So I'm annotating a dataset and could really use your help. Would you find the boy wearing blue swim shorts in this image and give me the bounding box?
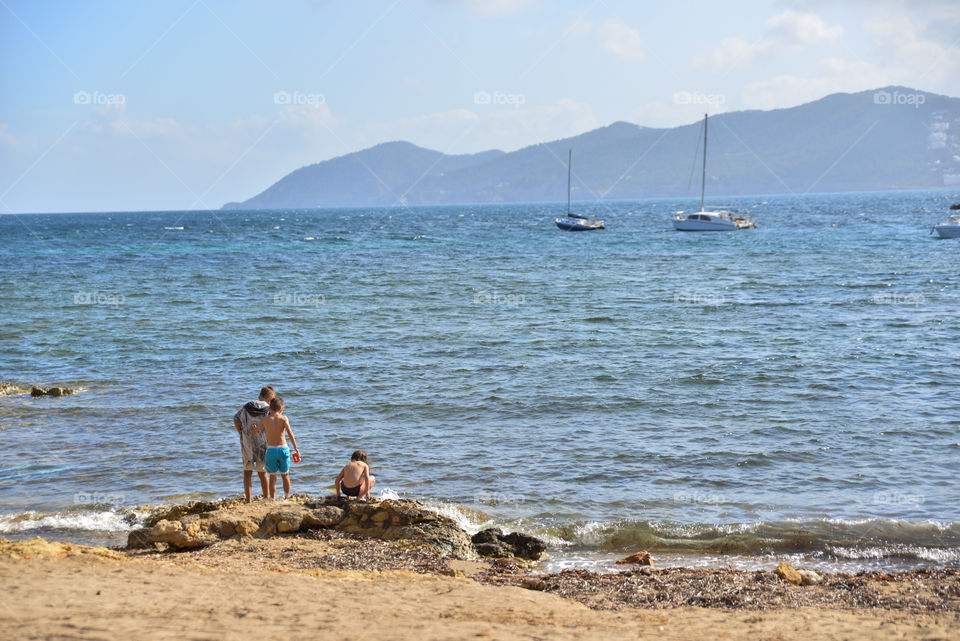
[251,397,300,500]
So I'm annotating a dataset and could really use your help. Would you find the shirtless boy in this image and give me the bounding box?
[335,450,375,500]
[251,397,300,500]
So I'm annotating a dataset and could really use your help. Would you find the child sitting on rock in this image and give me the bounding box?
[334,450,375,500]
[251,397,300,500]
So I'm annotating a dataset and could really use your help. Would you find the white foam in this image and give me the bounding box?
[163,226,184,230]
[376,487,402,500]
[0,510,137,534]
[421,501,488,535]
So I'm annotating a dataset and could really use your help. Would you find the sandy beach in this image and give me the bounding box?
[3,533,957,641]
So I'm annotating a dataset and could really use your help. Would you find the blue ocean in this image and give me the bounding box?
[1,189,958,573]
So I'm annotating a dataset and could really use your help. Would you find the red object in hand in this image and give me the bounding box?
[292,451,301,463]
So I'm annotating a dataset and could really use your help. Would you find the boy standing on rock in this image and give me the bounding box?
[234,385,274,502]
[251,397,300,500]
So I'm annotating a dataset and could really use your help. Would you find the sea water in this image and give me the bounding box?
[1,190,958,572]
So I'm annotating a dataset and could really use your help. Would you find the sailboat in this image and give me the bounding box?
[673,114,755,231]
[555,149,604,231]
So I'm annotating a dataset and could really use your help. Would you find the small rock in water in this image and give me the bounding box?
[797,569,821,585]
[29,385,76,397]
[616,550,654,566]
[774,561,803,585]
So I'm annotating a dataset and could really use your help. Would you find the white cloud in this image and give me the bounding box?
[866,14,959,86]
[696,10,842,69]
[568,17,645,63]
[766,9,843,45]
[597,19,645,63]
[734,11,958,112]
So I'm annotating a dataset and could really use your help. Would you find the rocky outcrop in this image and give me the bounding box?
[29,386,77,397]
[128,496,531,561]
[471,528,547,561]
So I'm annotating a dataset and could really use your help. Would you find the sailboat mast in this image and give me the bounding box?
[700,114,707,212]
[567,148,572,216]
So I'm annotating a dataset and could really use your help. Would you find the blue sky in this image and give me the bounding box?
[1,0,958,212]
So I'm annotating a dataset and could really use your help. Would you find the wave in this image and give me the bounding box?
[523,517,960,562]
[0,508,142,534]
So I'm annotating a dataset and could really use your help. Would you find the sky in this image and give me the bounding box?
[1,0,958,213]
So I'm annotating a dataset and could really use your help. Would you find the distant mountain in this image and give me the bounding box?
[222,87,960,210]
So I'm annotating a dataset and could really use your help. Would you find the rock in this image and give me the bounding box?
[128,495,484,559]
[302,506,343,528]
[502,532,547,560]
[774,561,803,585]
[267,510,303,534]
[28,385,76,397]
[797,569,821,585]
[471,528,503,545]
[139,519,218,549]
[521,577,546,590]
[616,550,654,566]
[471,528,546,561]
[126,528,153,549]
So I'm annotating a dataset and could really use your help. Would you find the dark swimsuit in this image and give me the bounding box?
[341,482,361,497]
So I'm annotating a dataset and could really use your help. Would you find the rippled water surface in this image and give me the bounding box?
[1,190,958,568]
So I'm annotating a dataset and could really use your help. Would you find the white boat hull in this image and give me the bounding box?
[933,224,960,238]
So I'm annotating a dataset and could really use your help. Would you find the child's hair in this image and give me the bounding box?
[351,449,367,463]
[259,385,276,401]
[269,397,284,412]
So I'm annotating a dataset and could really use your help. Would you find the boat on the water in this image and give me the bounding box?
[932,213,960,238]
[673,114,755,232]
[555,149,604,231]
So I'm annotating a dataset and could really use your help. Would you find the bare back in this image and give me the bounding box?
[259,414,290,447]
[341,460,368,487]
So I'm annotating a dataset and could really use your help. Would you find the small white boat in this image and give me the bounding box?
[932,213,960,238]
[673,209,755,231]
[673,114,755,232]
